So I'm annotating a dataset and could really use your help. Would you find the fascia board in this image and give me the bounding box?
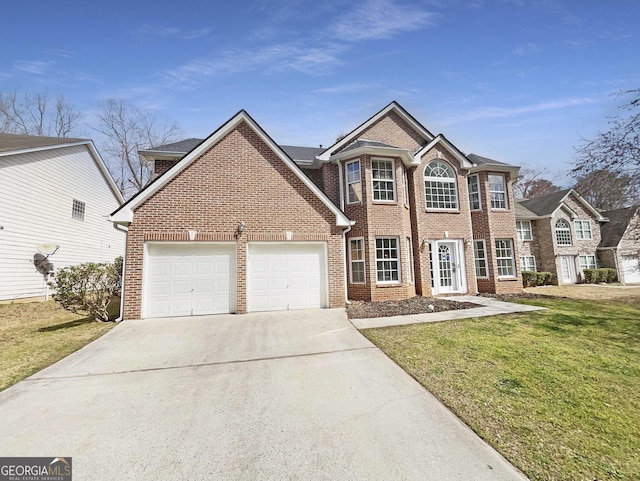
[571,190,607,221]
[0,139,90,158]
[414,136,474,169]
[468,164,520,175]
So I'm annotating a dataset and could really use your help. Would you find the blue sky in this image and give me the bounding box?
[1,0,638,185]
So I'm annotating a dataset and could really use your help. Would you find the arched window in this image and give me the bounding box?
[555,219,572,245]
[424,161,458,209]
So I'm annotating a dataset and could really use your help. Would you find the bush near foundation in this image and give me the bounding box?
[582,268,618,284]
[49,257,122,322]
[522,271,554,287]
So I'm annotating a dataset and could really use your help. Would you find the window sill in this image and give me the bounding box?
[373,201,398,205]
[375,282,403,288]
[498,277,519,282]
[425,209,461,214]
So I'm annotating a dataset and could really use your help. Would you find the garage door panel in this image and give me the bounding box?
[145,244,236,318]
[247,243,326,312]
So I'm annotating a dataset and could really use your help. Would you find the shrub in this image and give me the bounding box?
[49,260,121,322]
[522,271,554,287]
[582,268,618,284]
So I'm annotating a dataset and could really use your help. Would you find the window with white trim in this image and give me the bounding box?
[406,237,414,283]
[578,254,597,270]
[489,174,507,209]
[574,220,592,240]
[555,219,572,245]
[473,240,488,278]
[375,237,399,283]
[72,199,85,221]
[516,220,533,241]
[345,160,362,204]
[424,160,458,210]
[467,174,480,211]
[371,159,395,201]
[520,255,537,272]
[349,238,365,284]
[495,239,516,277]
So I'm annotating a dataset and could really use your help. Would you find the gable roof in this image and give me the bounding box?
[517,189,606,221]
[317,101,435,162]
[598,205,639,248]
[416,134,475,170]
[0,133,124,204]
[111,110,351,227]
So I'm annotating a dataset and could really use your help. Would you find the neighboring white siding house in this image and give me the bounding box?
[0,134,125,301]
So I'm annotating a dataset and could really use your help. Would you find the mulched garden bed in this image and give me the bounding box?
[480,292,559,302]
[346,296,479,319]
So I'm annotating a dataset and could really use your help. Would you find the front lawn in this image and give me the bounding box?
[362,296,640,481]
[0,301,116,391]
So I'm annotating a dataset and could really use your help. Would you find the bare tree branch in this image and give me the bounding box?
[92,98,183,197]
[513,165,561,199]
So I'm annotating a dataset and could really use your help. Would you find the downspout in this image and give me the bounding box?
[113,223,128,322]
[336,159,353,305]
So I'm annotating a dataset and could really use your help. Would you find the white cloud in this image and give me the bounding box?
[440,97,599,124]
[313,82,377,94]
[135,25,212,40]
[513,42,541,56]
[329,0,436,42]
[13,60,55,75]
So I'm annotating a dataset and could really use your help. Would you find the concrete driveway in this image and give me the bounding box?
[0,309,527,480]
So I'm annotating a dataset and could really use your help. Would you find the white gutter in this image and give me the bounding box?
[337,158,345,211]
[113,223,129,322]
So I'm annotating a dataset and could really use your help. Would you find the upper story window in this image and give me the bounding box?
[467,174,480,211]
[489,174,507,209]
[555,219,572,245]
[72,199,85,222]
[403,169,409,207]
[574,220,592,240]
[516,220,533,240]
[424,160,458,210]
[345,160,362,204]
[371,159,395,202]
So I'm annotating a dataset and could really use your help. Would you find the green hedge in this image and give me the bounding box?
[582,268,618,284]
[522,271,554,287]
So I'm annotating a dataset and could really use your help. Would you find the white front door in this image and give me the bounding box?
[559,256,576,284]
[433,241,464,294]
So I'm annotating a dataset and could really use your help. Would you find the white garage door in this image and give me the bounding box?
[145,243,236,318]
[247,243,327,312]
[622,255,640,284]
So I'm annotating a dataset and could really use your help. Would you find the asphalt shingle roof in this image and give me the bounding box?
[518,189,572,217]
[467,153,507,166]
[0,133,86,154]
[598,205,638,248]
[148,139,323,162]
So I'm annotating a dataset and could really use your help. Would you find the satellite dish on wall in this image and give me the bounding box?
[33,253,55,275]
[37,243,59,256]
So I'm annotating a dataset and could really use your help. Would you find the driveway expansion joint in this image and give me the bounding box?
[25,346,378,382]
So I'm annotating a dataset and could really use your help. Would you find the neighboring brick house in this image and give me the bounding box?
[112,102,523,319]
[598,206,640,284]
[515,189,608,285]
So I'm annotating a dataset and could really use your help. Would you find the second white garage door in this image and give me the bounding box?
[247,243,327,312]
[145,243,236,318]
[622,255,640,284]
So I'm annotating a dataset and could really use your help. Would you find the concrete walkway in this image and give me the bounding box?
[0,309,528,481]
[352,296,547,329]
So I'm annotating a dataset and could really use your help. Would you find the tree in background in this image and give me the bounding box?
[0,90,79,137]
[572,169,637,211]
[514,166,561,199]
[92,99,183,198]
[572,88,640,207]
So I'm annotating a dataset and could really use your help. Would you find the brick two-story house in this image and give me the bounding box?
[111,102,522,319]
[515,189,608,284]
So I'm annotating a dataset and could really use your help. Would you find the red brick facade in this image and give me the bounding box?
[114,102,524,319]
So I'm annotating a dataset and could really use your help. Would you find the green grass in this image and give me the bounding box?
[362,296,640,481]
[0,301,117,391]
